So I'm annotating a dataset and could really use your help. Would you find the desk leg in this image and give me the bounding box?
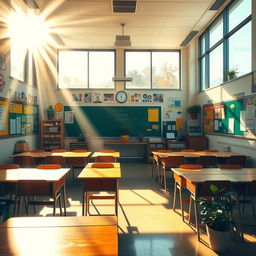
[62,184,67,216]
[115,180,119,216]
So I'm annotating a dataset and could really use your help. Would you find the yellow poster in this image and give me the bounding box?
[0,100,9,136]
[148,108,159,122]
[10,103,23,114]
[176,118,184,130]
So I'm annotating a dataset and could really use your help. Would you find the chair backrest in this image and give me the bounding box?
[96,156,116,162]
[72,149,89,152]
[163,156,184,167]
[46,156,65,165]
[30,150,45,153]
[219,164,241,169]
[227,155,246,166]
[0,164,20,169]
[36,164,61,169]
[91,163,114,168]
[181,149,196,152]
[180,164,203,169]
[199,180,231,196]
[99,150,116,153]
[51,149,66,152]
[198,156,217,167]
[13,156,34,167]
[157,149,172,153]
[249,180,256,196]
[204,149,218,152]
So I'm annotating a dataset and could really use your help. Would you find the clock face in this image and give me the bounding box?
[116,91,128,103]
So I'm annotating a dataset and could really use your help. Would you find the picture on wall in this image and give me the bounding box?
[72,93,83,102]
[0,52,6,70]
[252,70,256,93]
[153,93,163,103]
[92,93,102,103]
[103,93,114,102]
[130,93,142,103]
[142,93,153,103]
[84,93,92,103]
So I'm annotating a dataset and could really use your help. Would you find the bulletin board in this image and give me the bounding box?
[203,99,244,136]
[0,97,39,137]
[64,106,162,137]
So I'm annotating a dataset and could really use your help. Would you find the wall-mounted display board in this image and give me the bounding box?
[64,106,161,137]
[203,99,244,136]
[0,97,39,137]
[244,95,256,137]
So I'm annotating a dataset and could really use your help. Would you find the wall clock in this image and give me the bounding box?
[116,91,128,103]
[54,102,64,112]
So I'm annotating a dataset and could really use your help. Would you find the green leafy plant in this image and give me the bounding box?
[46,105,56,120]
[198,184,234,232]
[186,105,201,114]
[225,68,238,80]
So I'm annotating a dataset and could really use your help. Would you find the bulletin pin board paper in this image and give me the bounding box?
[0,99,8,136]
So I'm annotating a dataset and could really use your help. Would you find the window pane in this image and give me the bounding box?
[58,51,88,89]
[229,0,251,32]
[10,41,27,82]
[209,44,223,87]
[152,51,180,89]
[200,57,206,90]
[125,51,150,89]
[209,17,223,48]
[89,51,115,89]
[229,21,251,76]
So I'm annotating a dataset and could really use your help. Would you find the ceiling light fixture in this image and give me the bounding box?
[115,23,131,47]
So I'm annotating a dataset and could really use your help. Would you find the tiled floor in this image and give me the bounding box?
[17,162,256,256]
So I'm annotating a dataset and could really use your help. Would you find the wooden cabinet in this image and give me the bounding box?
[186,136,208,151]
[41,120,64,151]
[69,142,90,151]
[147,142,165,163]
[166,141,187,151]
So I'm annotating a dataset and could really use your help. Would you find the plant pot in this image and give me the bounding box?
[206,225,231,253]
[120,135,129,143]
[190,113,198,120]
[47,112,55,120]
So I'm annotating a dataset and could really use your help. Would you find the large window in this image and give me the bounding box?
[58,50,115,89]
[199,0,251,90]
[125,50,180,89]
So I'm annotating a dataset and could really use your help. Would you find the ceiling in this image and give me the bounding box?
[21,0,227,49]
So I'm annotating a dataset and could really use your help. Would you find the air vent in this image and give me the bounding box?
[180,31,198,47]
[113,0,137,13]
[209,0,226,11]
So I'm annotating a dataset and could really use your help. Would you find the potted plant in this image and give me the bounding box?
[198,184,234,253]
[186,105,201,119]
[46,105,56,120]
[225,68,238,81]
[120,125,130,143]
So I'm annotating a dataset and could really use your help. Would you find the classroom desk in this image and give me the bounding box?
[78,163,121,216]
[0,216,118,256]
[0,168,70,216]
[91,152,120,158]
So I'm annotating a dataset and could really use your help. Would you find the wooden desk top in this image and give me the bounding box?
[104,142,149,145]
[52,152,91,158]
[78,163,121,179]
[153,151,244,158]
[0,168,70,182]
[0,216,118,256]
[11,151,52,158]
[92,152,120,158]
[172,168,256,183]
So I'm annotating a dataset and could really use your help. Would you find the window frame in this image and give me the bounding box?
[198,0,252,91]
[57,49,116,90]
[124,49,181,90]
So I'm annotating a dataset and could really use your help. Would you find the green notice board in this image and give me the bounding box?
[64,106,161,137]
[203,98,244,136]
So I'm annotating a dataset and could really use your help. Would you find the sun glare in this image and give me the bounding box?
[8,11,50,50]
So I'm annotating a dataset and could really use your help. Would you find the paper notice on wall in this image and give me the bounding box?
[0,104,7,131]
[148,108,159,122]
[228,118,234,134]
[16,116,21,134]
[214,120,219,131]
[64,111,74,124]
[10,119,16,135]
[240,111,246,131]
[176,118,184,130]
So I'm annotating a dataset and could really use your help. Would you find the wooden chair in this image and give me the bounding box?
[51,149,66,152]
[100,150,116,153]
[220,164,241,169]
[46,156,65,165]
[95,155,116,163]
[13,156,34,167]
[72,149,89,152]
[160,156,185,191]
[82,163,118,216]
[152,150,172,180]
[15,164,66,216]
[65,155,88,179]
[227,155,247,167]
[30,150,45,153]
[197,155,217,167]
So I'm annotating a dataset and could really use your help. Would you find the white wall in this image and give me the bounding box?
[187,0,256,167]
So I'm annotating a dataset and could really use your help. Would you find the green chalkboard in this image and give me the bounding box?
[203,98,244,136]
[64,106,161,137]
